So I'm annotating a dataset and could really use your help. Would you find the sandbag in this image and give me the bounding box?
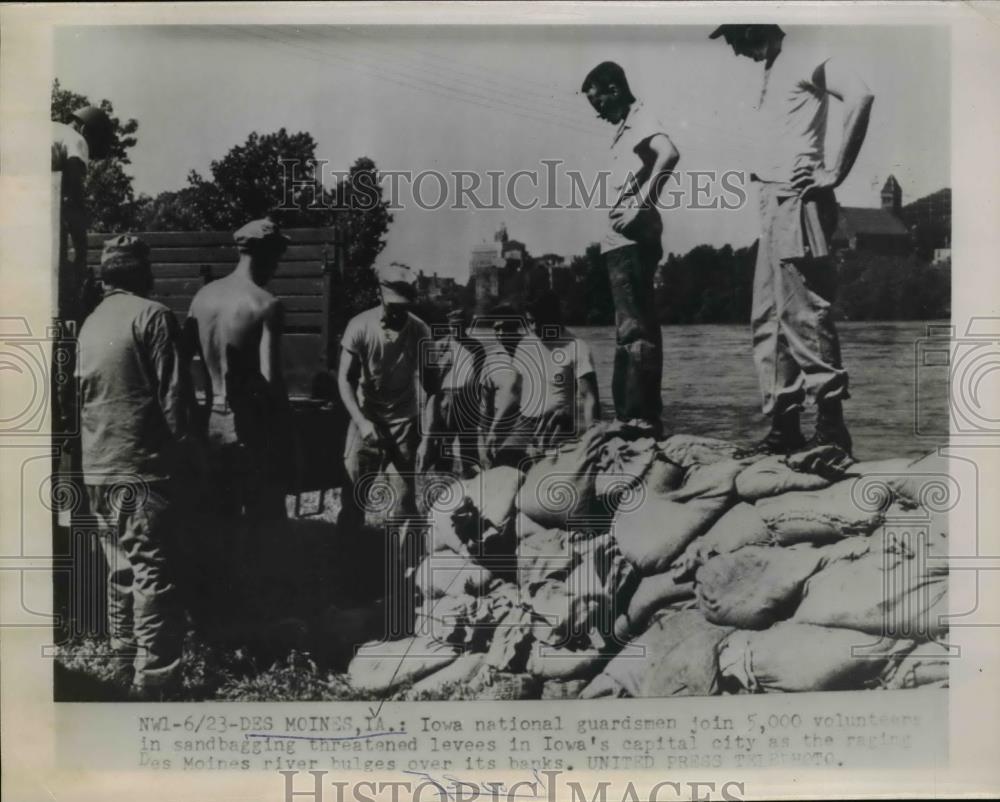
[672,502,771,579]
[735,455,834,502]
[527,646,612,681]
[348,636,460,694]
[402,652,489,699]
[886,452,952,507]
[718,623,914,693]
[415,550,493,600]
[517,524,572,586]
[517,428,605,529]
[657,434,741,469]
[696,544,827,629]
[791,534,949,640]
[428,466,524,553]
[612,458,742,576]
[645,454,685,495]
[582,608,732,698]
[615,572,695,641]
[755,478,891,545]
[878,641,951,689]
[594,435,657,505]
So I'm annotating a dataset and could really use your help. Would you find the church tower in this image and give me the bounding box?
[881,175,902,216]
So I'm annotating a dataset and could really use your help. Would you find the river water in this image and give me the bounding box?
[571,320,949,460]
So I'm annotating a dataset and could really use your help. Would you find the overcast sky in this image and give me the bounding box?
[56,25,949,280]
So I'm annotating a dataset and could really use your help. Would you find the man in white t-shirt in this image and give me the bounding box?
[512,291,600,455]
[336,262,436,573]
[711,25,874,455]
[581,61,679,436]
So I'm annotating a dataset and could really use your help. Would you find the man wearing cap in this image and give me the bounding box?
[581,61,679,436]
[52,106,114,321]
[336,263,436,556]
[711,24,874,455]
[422,308,485,478]
[76,235,197,699]
[187,218,292,523]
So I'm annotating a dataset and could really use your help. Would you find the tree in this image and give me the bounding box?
[51,79,141,232]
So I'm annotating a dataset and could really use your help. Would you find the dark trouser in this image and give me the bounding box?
[206,408,287,521]
[605,241,664,432]
[86,481,182,690]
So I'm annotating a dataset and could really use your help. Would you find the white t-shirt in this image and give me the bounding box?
[749,45,832,186]
[512,332,595,419]
[52,122,89,172]
[342,306,432,423]
[436,334,479,393]
[602,100,669,253]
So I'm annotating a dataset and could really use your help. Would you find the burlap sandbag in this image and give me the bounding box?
[878,641,951,689]
[614,572,695,641]
[672,502,771,579]
[735,455,835,502]
[657,434,741,469]
[415,550,494,600]
[718,623,914,693]
[696,544,827,629]
[427,466,523,553]
[517,428,605,529]
[885,452,952,507]
[582,608,732,698]
[791,534,949,640]
[348,636,460,694]
[755,478,891,545]
[612,458,743,575]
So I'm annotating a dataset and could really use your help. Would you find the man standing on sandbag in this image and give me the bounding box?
[711,24,874,455]
[337,263,436,604]
[512,290,600,454]
[187,218,293,523]
[77,235,199,699]
[421,308,485,478]
[582,61,679,436]
[479,303,526,468]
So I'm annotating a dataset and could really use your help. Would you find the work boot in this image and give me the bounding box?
[805,399,853,456]
[736,410,806,457]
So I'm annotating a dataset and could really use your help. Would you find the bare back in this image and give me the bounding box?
[188,273,282,406]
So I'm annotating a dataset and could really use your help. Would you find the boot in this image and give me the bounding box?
[805,398,853,455]
[736,409,805,457]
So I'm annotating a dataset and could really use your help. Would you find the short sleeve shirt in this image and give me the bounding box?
[512,333,595,419]
[342,306,432,423]
[52,122,89,172]
[603,101,669,253]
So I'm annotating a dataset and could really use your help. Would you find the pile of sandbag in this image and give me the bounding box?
[346,429,951,699]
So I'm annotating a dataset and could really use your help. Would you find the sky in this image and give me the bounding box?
[55,24,950,280]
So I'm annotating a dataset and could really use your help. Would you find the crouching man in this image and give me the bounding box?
[77,235,198,699]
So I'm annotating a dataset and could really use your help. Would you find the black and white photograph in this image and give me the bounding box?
[5,3,1000,800]
[46,21,955,703]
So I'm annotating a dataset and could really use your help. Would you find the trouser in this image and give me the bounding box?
[427,389,481,477]
[86,481,182,690]
[339,417,422,626]
[604,241,664,432]
[753,188,849,416]
[206,407,286,521]
[484,410,576,469]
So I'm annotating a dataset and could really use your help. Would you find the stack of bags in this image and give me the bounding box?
[347,425,951,699]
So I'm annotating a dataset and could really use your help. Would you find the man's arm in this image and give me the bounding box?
[337,347,379,446]
[147,309,195,442]
[612,133,680,231]
[795,59,875,199]
[259,298,289,409]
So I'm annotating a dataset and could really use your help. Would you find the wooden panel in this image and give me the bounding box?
[86,244,328,265]
[284,312,325,332]
[87,228,338,248]
[140,261,325,280]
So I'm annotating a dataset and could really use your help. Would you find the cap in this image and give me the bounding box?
[446,309,466,322]
[233,218,291,253]
[708,25,730,39]
[99,234,150,275]
[377,262,417,304]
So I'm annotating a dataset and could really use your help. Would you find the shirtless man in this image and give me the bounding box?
[187,218,291,521]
